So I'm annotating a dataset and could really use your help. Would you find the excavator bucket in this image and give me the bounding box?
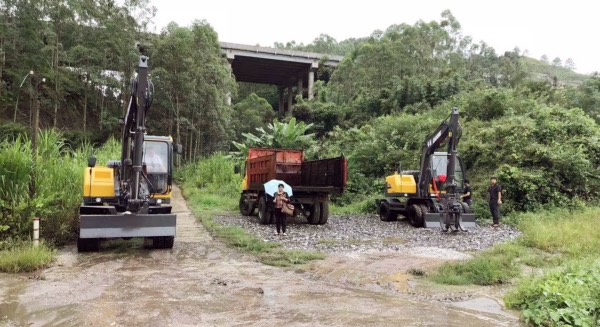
[79,213,176,239]
[424,212,477,229]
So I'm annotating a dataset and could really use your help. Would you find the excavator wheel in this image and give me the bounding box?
[379,201,398,222]
[77,238,100,252]
[153,236,174,249]
[408,204,425,227]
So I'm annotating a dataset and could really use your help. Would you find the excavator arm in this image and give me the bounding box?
[120,55,154,212]
[417,108,461,198]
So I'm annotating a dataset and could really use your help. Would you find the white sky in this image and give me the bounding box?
[149,0,599,75]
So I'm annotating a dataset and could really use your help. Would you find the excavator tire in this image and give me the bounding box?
[379,201,398,222]
[77,238,100,252]
[408,204,425,227]
[153,236,174,249]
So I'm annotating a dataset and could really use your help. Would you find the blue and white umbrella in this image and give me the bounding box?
[264,179,293,197]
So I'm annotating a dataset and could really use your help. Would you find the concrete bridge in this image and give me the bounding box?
[220,42,344,115]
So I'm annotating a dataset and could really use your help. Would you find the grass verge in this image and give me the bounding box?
[177,154,325,267]
[431,207,600,326]
[186,194,325,267]
[0,243,55,273]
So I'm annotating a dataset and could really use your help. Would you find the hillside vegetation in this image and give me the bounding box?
[521,56,590,87]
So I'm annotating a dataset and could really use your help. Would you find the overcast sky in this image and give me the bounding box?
[148,0,598,75]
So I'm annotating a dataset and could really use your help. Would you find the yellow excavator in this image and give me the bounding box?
[377,107,476,232]
[78,55,182,251]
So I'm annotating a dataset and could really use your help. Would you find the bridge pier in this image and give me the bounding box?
[287,85,293,115]
[308,66,316,100]
[297,77,303,100]
[278,87,285,117]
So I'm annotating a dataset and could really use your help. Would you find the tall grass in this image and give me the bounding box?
[0,131,120,246]
[176,154,242,212]
[517,207,600,257]
[0,242,55,273]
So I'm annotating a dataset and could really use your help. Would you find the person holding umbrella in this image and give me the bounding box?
[273,183,290,236]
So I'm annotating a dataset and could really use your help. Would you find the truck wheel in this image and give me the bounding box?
[319,202,330,225]
[258,196,270,225]
[77,238,100,252]
[239,194,254,216]
[379,201,398,222]
[307,203,321,225]
[153,236,174,249]
[407,204,425,227]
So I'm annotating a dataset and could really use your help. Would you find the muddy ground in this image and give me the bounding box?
[0,186,523,326]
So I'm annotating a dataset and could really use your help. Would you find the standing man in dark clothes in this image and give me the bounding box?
[488,177,502,227]
[461,179,472,207]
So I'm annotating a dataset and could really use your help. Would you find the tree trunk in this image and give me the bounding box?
[53,23,60,129]
[29,96,40,199]
[99,87,104,127]
[175,94,181,166]
[83,88,87,132]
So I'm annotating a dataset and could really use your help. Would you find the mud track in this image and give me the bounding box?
[0,186,522,326]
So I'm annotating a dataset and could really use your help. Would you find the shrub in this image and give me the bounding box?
[505,263,600,326]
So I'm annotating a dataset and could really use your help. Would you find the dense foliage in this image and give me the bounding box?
[506,263,600,326]
[1,0,234,159]
[0,131,119,245]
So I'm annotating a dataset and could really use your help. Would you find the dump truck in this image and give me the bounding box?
[239,148,348,225]
[77,55,182,252]
[377,107,476,232]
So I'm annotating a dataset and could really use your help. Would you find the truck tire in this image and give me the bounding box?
[153,236,174,249]
[407,204,425,227]
[319,202,330,225]
[239,194,255,216]
[258,196,270,225]
[77,238,100,252]
[379,201,398,222]
[307,203,321,225]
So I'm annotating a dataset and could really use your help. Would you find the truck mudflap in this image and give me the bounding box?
[424,212,476,229]
[79,213,176,239]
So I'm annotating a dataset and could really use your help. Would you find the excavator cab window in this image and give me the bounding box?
[431,152,465,190]
[143,141,170,194]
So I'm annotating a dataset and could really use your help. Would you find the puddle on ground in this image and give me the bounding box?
[453,297,518,318]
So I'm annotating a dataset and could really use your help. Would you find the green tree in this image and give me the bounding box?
[231,93,275,142]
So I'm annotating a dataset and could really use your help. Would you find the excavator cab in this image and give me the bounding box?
[142,137,174,201]
[431,152,466,193]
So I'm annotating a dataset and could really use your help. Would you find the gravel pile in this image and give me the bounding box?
[214,213,522,254]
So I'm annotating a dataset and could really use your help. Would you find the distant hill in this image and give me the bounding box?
[521,56,591,87]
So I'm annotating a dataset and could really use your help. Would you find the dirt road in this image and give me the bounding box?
[0,186,522,326]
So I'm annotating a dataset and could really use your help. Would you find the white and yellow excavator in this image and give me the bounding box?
[77,55,182,251]
[377,107,476,232]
